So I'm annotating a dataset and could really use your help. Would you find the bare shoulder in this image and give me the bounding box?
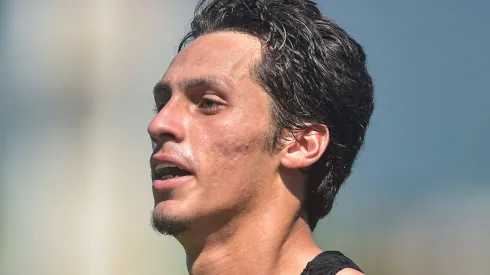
[336,268,364,275]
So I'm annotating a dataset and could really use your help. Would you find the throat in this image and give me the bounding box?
[182,213,318,275]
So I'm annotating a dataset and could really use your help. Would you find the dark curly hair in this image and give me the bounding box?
[178,0,374,230]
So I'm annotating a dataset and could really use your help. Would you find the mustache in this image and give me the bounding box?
[150,141,197,178]
[151,142,195,163]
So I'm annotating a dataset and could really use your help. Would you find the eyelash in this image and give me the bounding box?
[153,96,224,114]
[197,97,223,114]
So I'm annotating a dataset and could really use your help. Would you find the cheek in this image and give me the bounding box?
[194,117,268,185]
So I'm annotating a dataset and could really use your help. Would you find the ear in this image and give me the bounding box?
[280,124,329,169]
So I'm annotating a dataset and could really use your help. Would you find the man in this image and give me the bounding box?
[148,0,374,274]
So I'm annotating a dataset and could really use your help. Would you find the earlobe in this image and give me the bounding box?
[280,124,329,169]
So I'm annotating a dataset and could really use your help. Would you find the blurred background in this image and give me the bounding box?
[1,0,489,274]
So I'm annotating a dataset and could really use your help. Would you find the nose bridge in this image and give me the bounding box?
[148,98,185,143]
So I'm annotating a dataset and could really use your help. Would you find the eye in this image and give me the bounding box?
[197,96,224,114]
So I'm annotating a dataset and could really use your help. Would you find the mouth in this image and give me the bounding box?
[152,162,194,191]
[154,163,193,180]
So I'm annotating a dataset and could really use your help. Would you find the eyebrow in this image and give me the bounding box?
[153,76,229,95]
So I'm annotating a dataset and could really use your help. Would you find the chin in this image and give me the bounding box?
[151,208,189,236]
[153,199,186,218]
[151,199,194,236]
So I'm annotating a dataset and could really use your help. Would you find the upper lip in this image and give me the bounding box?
[150,154,193,176]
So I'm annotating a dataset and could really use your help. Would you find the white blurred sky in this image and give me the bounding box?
[1,1,489,275]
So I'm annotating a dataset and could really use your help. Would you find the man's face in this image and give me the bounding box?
[149,32,279,235]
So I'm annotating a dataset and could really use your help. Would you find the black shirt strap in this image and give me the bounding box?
[301,251,363,275]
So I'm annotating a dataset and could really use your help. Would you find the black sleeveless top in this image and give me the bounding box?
[301,251,363,275]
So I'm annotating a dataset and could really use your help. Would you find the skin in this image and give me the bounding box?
[148,31,362,275]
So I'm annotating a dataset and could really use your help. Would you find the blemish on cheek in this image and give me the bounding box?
[234,144,250,154]
[218,140,264,166]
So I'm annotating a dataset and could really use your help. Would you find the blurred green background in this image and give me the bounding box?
[1,0,489,274]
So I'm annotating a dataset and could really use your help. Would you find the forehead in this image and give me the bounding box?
[164,31,263,83]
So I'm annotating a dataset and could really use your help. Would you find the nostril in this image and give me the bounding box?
[150,133,177,152]
[149,132,175,143]
[159,133,176,142]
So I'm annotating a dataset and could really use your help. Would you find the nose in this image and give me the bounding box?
[148,100,185,146]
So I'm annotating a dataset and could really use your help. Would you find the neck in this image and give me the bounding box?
[175,191,322,275]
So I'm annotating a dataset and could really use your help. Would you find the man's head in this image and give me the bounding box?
[149,0,374,235]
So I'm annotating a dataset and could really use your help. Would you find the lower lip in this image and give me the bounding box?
[153,175,193,191]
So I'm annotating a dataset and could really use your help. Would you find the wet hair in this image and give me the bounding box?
[179,0,374,230]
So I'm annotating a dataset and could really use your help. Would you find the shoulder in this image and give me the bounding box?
[336,268,364,275]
